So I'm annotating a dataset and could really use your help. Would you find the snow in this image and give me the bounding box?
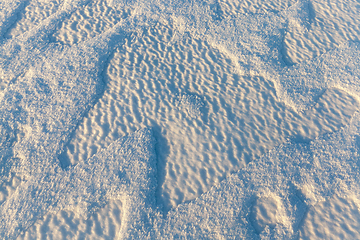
[0,0,360,239]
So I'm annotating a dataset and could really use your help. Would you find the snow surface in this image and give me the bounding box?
[1,0,360,239]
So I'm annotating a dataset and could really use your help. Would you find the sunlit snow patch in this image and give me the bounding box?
[156,113,360,239]
[54,0,131,45]
[217,0,297,16]
[300,195,360,239]
[0,123,24,206]
[278,41,360,111]
[17,199,123,239]
[283,0,360,65]
[60,22,359,210]
[5,0,62,39]
[0,128,156,240]
[250,194,286,233]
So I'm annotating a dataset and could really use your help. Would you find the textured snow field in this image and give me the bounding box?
[1,0,360,239]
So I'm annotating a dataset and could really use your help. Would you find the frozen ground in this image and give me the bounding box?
[0,0,360,239]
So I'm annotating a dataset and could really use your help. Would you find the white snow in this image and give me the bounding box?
[0,0,360,239]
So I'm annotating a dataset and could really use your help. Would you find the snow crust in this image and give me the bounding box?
[0,0,360,239]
